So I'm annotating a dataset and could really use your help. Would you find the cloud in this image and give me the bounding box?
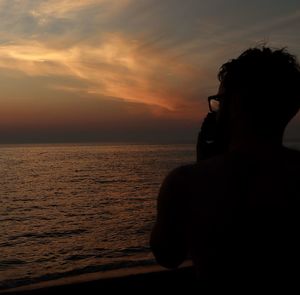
[30,0,133,26]
[0,0,300,143]
[0,32,207,119]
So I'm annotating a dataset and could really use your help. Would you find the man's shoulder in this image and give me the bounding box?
[166,155,226,186]
[164,164,195,185]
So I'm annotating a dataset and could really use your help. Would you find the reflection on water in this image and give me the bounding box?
[0,144,195,290]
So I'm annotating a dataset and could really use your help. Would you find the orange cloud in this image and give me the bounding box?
[0,33,207,119]
[30,0,133,26]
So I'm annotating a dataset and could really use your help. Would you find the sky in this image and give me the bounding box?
[0,0,300,144]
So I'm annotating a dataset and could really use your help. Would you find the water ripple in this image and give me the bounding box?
[9,229,88,240]
[0,143,195,291]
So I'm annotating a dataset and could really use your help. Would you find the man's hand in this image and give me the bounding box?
[197,112,219,161]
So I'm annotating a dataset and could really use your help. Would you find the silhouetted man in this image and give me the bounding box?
[150,47,300,290]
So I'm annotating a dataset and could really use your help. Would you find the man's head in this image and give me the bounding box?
[218,46,300,140]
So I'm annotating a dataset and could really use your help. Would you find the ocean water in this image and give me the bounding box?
[0,143,195,290]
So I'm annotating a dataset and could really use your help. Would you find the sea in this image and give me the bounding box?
[1,142,300,291]
[0,143,196,290]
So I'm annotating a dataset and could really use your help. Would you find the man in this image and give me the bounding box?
[150,47,300,289]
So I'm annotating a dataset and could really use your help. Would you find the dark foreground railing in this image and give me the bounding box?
[1,262,198,294]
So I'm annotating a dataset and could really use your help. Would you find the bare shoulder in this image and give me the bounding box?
[164,164,195,181]
[163,158,220,184]
[162,155,227,195]
[159,164,195,197]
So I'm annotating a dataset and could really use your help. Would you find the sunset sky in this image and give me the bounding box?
[0,0,300,143]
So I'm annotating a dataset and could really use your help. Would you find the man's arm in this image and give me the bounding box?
[150,166,190,269]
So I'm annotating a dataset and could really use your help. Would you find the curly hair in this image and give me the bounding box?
[218,46,300,130]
